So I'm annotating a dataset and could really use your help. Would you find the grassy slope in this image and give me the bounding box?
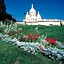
[18,25,64,43]
[0,41,59,64]
[0,25,64,64]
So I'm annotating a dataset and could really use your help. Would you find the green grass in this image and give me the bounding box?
[0,25,64,64]
[18,25,64,43]
[0,41,59,64]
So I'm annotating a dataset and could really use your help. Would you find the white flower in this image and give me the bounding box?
[18,28,22,30]
[24,48,27,51]
[35,27,38,30]
[42,35,44,38]
[0,33,3,38]
[16,41,22,46]
[12,38,17,42]
[56,54,62,60]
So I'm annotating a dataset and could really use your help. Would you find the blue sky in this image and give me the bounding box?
[5,0,64,21]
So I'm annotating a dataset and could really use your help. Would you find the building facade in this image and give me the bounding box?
[21,4,64,25]
[23,4,42,23]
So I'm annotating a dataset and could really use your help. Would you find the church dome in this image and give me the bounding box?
[29,4,36,13]
[25,12,29,18]
[37,11,42,21]
[37,11,41,18]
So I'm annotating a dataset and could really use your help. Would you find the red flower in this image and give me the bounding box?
[27,33,30,37]
[34,34,37,39]
[50,38,53,44]
[42,48,45,51]
[30,34,33,40]
[9,31,11,35]
[46,38,49,43]
[39,45,45,51]
[53,40,56,45]
[55,37,57,41]
[22,37,26,42]
[37,34,39,37]
[50,38,56,45]
[15,30,18,34]
[34,34,39,39]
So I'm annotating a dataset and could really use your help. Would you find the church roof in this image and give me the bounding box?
[25,12,29,18]
[29,4,36,13]
[37,11,41,18]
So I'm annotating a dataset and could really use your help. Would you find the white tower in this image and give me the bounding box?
[25,12,30,22]
[29,4,37,22]
[37,11,42,21]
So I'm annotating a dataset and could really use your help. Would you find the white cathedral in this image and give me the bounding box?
[23,4,42,23]
[17,4,64,25]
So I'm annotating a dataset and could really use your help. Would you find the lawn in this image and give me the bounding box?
[0,40,59,64]
[18,25,64,43]
[0,25,64,64]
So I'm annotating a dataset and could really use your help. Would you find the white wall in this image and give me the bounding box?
[38,22,60,26]
[16,21,64,26]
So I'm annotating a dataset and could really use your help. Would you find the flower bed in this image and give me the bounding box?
[0,21,64,62]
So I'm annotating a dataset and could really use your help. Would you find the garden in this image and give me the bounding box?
[0,21,64,64]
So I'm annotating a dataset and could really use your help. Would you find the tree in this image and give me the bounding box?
[0,0,16,22]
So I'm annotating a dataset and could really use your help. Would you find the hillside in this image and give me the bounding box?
[0,41,59,64]
[0,25,64,64]
[18,25,64,43]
